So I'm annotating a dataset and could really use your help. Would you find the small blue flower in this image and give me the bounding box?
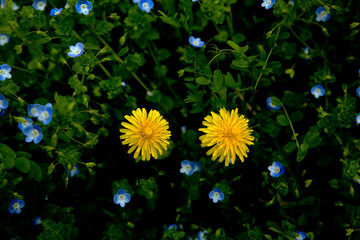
[311,84,325,98]
[189,36,204,48]
[166,224,177,232]
[68,165,80,177]
[0,34,9,46]
[358,68,360,77]
[180,160,195,176]
[192,0,198,2]
[266,97,281,110]
[28,104,42,118]
[23,124,43,144]
[133,0,140,3]
[113,189,131,207]
[75,0,92,15]
[193,162,201,172]
[32,0,46,11]
[18,117,33,132]
[68,42,84,57]
[121,82,127,87]
[138,0,154,13]
[295,231,306,240]
[209,188,224,203]
[49,7,62,16]
[356,113,360,124]
[315,6,331,22]
[268,161,285,177]
[0,94,9,116]
[195,231,208,240]
[289,0,294,6]
[356,87,360,97]
[261,0,276,9]
[8,199,25,214]
[13,2,19,10]
[37,103,53,125]
[0,0,4,8]
[181,126,187,133]
[0,64,12,81]
[34,216,42,226]
[64,2,69,8]
[304,46,309,60]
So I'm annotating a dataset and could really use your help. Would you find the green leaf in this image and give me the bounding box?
[2,156,15,169]
[86,162,96,168]
[270,97,282,106]
[296,143,308,162]
[290,111,303,122]
[225,72,235,88]
[303,131,321,148]
[213,70,223,90]
[285,68,295,78]
[227,40,239,50]
[299,196,316,206]
[278,32,290,40]
[276,114,289,126]
[15,157,31,173]
[231,59,249,69]
[196,77,211,85]
[297,214,307,226]
[68,75,88,95]
[0,143,16,159]
[284,142,297,153]
[232,33,246,43]
[258,78,271,87]
[158,10,181,28]
[350,22,360,29]
[29,161,42,182]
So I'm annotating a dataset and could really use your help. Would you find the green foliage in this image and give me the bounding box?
[1,0,360,239]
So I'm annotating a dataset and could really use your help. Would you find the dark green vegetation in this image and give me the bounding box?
[1,0,360,239]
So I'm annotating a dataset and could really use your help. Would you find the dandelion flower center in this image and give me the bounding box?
[143,127,153,138]
[199,108,254,166]
[120,108,171,161]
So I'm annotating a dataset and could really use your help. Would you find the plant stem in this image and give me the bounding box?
[254,25,280,91]
[282,104,300,149]
[289,26,308,47]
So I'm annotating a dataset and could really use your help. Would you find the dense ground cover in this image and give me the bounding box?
[1,0,360,239]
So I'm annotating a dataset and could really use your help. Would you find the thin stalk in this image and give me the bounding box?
[0,61,45,78]
[282,104,299,149]
[254,25,280,91]
[226,0,234,38]
[289,26,308,47]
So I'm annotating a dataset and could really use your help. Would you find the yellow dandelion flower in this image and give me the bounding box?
[120,108,171,161]
[198,108,254,166]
